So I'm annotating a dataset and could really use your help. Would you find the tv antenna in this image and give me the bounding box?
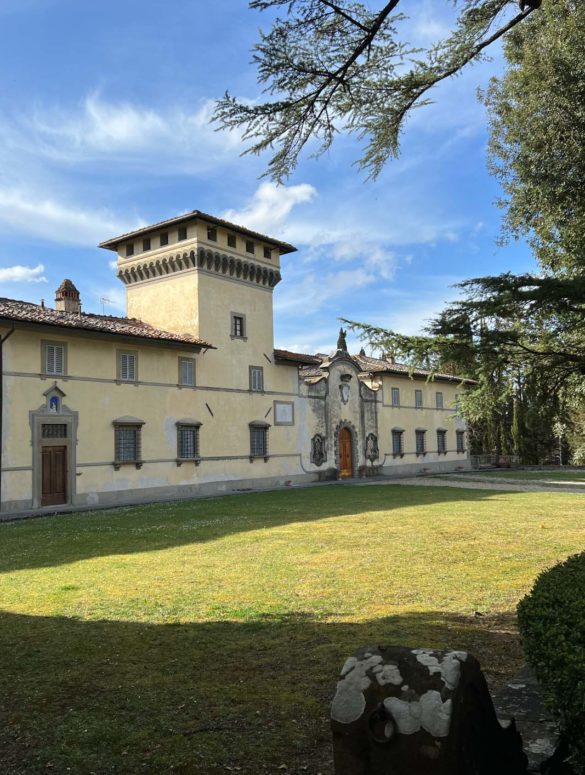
[100,297,112,315]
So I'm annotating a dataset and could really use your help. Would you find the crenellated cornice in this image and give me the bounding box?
[117,247,282,289]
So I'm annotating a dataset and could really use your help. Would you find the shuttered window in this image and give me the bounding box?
[179,358,195,386]
[436,392,444,409]
[118,351,137,382]
[43,342,66,376]
[391,387,400,407]
[415,389,423,408]
[249,366,264,392]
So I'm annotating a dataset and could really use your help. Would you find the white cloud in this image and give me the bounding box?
[275,267,376,315]
[0,263,47,283]
[222,182,317,234]
[0,188,137,246]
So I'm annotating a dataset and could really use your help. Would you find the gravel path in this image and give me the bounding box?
[386,475,585,495]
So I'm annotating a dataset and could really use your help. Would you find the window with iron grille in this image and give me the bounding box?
[436,391,444,410]
[456,430,466,453]
[179,357,195,386]
[391,387,400,407]
[437,429,447,454]
[118,351,138,382]
[177,425,199,459]
[249,366,264,392]
[250,426,268,458]
[115,426,141,463]
[415,429,426,456]
[232,313,245,338]
[415,389,423,408]
[392,429,404,456]
[42,424,67,439]
[42,342,66,376]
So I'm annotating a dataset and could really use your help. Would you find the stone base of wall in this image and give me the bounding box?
[380,458,472,478]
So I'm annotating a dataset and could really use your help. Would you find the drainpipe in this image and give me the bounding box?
[0,323,16,513]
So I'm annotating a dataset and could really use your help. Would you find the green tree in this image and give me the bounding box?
[214,0,542,180]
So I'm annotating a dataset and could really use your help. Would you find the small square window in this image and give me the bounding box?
[392,429,403,456]
[415,389,423,408]
[177,425,200,460]
[118,351,138,382]
[142,237,151,252]
[179,357,195,387]
[391,387,400,407]
[250,366,264,392]
[42,342,66,376]
[232,313,246,338]
[227,234,236,248]
[160,232,169,247]
[207,226,217,242]
[436,391,444,410]
[263,246,272,259]
[178,226,188,241]
[125,243,134,257]
[415,429,426,456]
[245,240,255,254]
[437,429,447,454]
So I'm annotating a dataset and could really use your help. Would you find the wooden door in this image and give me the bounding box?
[339,428,353,478]
[41,446,67,506]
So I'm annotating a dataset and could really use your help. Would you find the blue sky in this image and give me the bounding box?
[0,0,536,354]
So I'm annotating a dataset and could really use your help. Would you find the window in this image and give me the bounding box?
[250,366,264,392]
[415,389,423,408]
[249,422,269,459]
[113,418,144,468]
[415,429,426,456]
[436,391,444,410]
[178,226,188,241]
[42,424,67,439]
[125,243,134,257]
[177,423,201,461]
[231,313,246,339]
[263,246,272,259]
[245,240,255,254]
[42,342,66,376]
[391,387,400,407]
[456,430,466,454]
[227,234,237,248]
[160,232,169,247]
[142,237,151,252]
[392,429,404,457]
[117,351,138,382]
[437,429,447,454]
[178,357,195,386]
[207,226,217,242]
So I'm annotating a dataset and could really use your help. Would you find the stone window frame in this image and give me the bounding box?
[249,365,264,392]
[112,416,144,470]
[415,428,427,456]
[456,430,466,454]
[41,340,68,378]
[437,428,448,455]
[178,357,196,387]
[176,419,202,466]
[436,391,444,410]
[415,389,423,409]
[273,400,294,426]
[263,246,272,259]
[231,312,247,340]
[391,386,400,407]
[116,349,139,383]
[391,428,404,457]
[249,421,270,462]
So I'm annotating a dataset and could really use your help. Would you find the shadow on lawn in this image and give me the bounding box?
[0,483,520,573]
[0,607,523,775]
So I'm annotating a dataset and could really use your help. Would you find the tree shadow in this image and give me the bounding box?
[0,607,523,775]
[0,483,520,573]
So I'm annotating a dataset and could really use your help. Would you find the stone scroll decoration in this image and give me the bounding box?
[311,434,327,467]
[331,645,528,775]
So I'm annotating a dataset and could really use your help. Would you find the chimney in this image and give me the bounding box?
[55,279,81,314]
[385,353,394,365]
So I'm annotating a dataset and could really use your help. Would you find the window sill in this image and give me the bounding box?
[115,380,139,386]
[177,384,196,389]
[249,455,269,463]
[41,373,67,380]
[230,335,248,342]
[113,461,143,471]
[392,453,405,459]
[416,452,427,457]
[176,457,201,467]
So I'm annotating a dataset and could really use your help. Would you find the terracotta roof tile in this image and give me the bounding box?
[274,348,322,365]
[0,297,213,348]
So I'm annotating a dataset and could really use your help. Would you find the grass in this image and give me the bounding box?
[451,469,585,482]
[0,483,583,774]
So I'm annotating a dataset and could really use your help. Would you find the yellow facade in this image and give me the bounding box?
[0,211,470,515]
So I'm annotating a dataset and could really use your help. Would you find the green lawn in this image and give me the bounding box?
[0,484,583,774]
[453,469,585,482]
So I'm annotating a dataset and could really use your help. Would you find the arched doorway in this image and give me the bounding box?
[338,427,353,479]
